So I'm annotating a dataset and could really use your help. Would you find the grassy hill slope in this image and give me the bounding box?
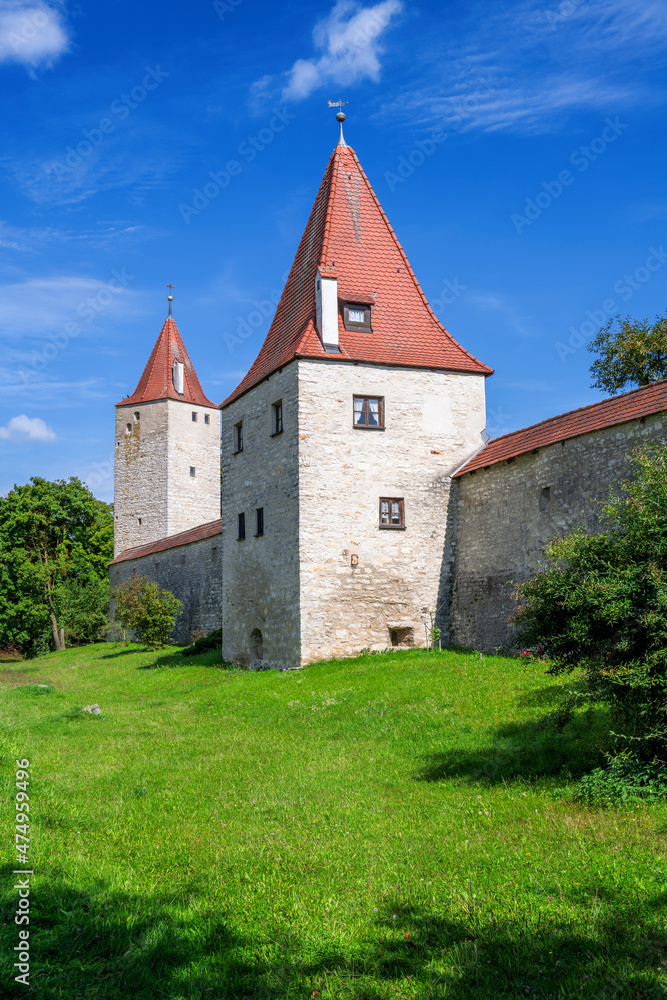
[1,644,666,999]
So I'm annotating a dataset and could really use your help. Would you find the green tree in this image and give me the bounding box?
[588,310,667,395]
[0,477,113,655]
[112,575,182,650]
[513,443,667,769]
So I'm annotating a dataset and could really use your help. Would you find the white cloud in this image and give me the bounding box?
[0,1,70,71]
[0,414,56,441]
[278,0,403,102]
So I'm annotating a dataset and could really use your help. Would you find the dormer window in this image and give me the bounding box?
[344,303,372,332]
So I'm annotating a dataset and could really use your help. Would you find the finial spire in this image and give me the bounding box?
[166,283,175,317]
[327,99,349,146]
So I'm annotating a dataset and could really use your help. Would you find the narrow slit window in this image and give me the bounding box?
[255,507,264,536]
[272,401,283,435]
[234,422,243,453]
[192,411,197,422]
[353,396,383,428]
[204,414,210,424]
[540,486,551,512]
[379,497,404,528]
[190,466,196,477]
[237,513,246,540]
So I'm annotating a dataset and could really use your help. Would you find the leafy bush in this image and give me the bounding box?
[513,443,667,781]
[180,628,222,656]
[575,752,667,805]
[112,575,182,650]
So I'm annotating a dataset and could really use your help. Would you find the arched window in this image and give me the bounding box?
[250,628,263,660]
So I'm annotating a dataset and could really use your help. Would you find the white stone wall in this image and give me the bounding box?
[220,365,301,667]
[114,399,220,557]
[296,360,486,663]
[165,400,221,538]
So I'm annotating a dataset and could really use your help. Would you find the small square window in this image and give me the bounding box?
[272,400,283,435]
[379,497,405,529]
[190,466,196,477]
[353,396,384,428]
[234,422,243,453]
[255,507,264,536]
[204,414,210,425]
[237,512,246,540]
[192,411,197,422]
[344,303,372,332]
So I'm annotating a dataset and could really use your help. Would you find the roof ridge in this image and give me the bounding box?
[319,146,342,268]
[486,377,667,449]
[455,378,667,477]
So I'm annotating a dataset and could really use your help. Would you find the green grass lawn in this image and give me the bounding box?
[1,643,666,999]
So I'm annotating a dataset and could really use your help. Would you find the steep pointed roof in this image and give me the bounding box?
[222,143,492,408]
[117,315,216,408]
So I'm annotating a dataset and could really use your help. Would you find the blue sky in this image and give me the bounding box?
[0,0,665,502]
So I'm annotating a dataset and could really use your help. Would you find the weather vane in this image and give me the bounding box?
[166,283,175,316]
[328,99,349,146]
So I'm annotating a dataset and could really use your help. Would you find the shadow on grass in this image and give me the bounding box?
[417,706,610,785]
[138,649,226,670]
[98,646,157,659]
[1,867,664,999]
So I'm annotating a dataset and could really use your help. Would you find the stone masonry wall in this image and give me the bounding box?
[109,531,222,645]
[297,360,487,663]
[114,399,220,557]
[450,413,667,653]
[220,364,301,668]
[114,401,168,557]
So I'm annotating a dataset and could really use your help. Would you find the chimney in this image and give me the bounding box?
[172,358,184,394]
[315,266,339,352]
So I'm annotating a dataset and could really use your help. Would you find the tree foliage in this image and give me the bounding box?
[112,575,182,650]
[513,444,667,771]
[0,477,113,655]
[588,310,667,395]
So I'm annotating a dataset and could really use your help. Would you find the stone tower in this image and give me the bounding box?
[114,308,220,557]
[220,126,492,667]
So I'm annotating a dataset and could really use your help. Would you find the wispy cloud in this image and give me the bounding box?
[0,220,148,252]
[0,1,70,71]
[0,376,105,400]
[380,0,667,135]
[0,413,56,441]
[7,142,178,207]
[0,275,137,338]
[252,0,403,105]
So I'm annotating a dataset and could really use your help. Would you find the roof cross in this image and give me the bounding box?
[166,283,175,316]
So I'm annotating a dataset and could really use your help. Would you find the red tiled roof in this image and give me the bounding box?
[110,518,222,565]
[454,380,667,477]
[221,144,492,407]
[117,316,216,408]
